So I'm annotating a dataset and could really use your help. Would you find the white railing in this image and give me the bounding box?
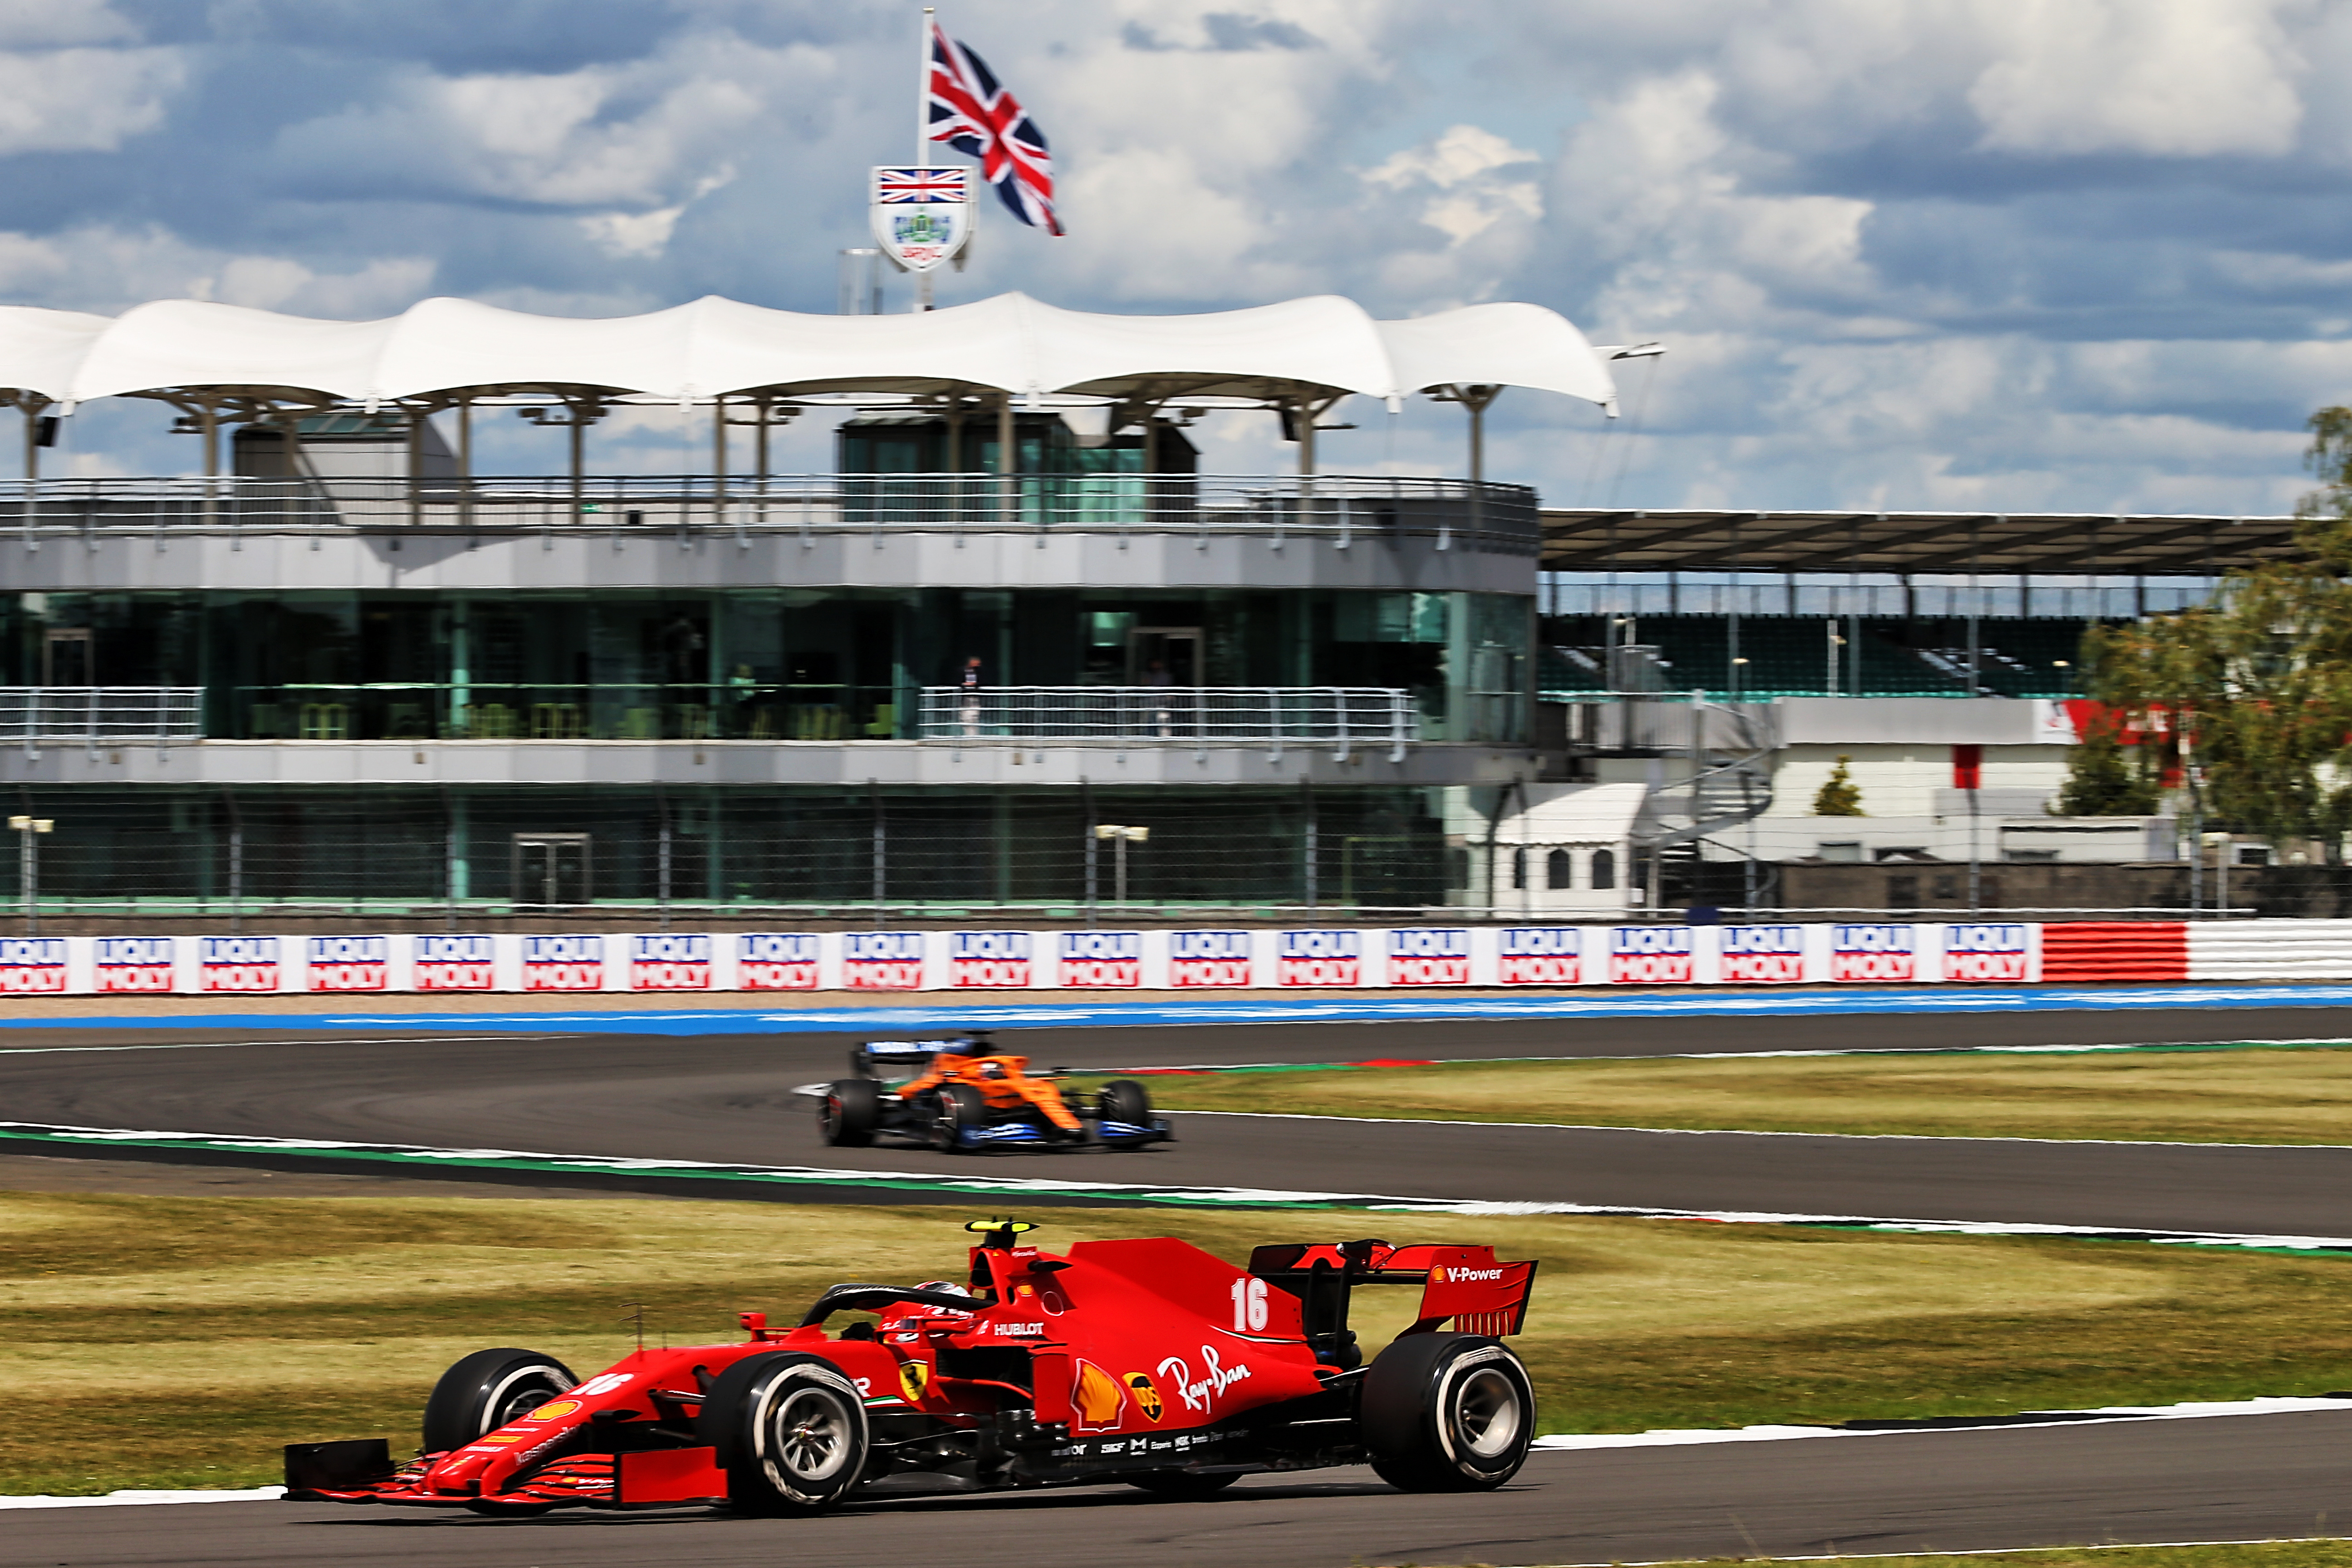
[0,473,1540,553]
[0,687,203,743]
[920,686,1418,759]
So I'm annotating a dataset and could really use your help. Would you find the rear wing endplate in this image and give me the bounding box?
[1249,1239,1537,1337]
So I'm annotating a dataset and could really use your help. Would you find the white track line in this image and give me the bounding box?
[0,1485,284,1509]
[0,1036,558,1056]
[1531,1395,2352,1452]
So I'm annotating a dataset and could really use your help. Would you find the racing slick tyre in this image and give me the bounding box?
[930,1083,988,1154]
[1096,1079,1154,1147]
[696,1352,871,1514]
[818,1078,880,1147]
[420,1348,579,1455]
[1359,1333,1534,1492]
[1126,1470,1244,1499]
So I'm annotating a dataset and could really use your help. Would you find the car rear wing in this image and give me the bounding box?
[1248,1239,1538,1344]
[850,1039,961,1078]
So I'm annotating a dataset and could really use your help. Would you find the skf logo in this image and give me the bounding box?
[1169,929,1251,989]
[1608,926,1693,985]
[1277,930,1359,987]
[1122,1371,1163,1422]
[1388,928,1469,987]
[1941,923,2029,982]
[631,934,710,992]
[1060,931,1141,989]
[740,932,818,990]
[1497,926,1580,986]
[523,935,603,992]
[415,934,494,991]
[951,931,1031,989]
[307,936,388,993]
[1071,1360,1124,1431]
[1719,924,1806,984]
[1831,924,1915,982]
[845,931,923,991]
[897,1362,931,1404]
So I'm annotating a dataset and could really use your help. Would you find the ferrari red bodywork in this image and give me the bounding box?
[285,1222,1539,1515]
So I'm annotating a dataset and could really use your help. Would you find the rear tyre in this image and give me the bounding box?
[1359,1333,1533,1492]
[1096,1079,1154,1147]
[818,1078,880,1147]
[1126,1470,1244,1499]
[697,1353,870,1515]
[930,1083,987,1154]
[420,1348,578,1454]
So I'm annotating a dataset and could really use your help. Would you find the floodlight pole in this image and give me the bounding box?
[9,815,51,936]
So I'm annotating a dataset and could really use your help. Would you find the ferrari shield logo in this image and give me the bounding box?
[870,166,972,272]
[1122,1371,1164,1422]
[897,1361,931,1403]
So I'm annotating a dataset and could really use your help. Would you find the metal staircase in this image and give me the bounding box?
[1633,696,1779,910]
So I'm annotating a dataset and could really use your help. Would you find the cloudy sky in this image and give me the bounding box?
[4,0,2348,513]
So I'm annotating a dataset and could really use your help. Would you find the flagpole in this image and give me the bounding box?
[916,7,936,313]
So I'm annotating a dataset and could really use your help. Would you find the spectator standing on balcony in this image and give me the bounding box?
[960,656,984,737]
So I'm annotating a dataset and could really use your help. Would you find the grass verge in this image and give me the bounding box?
[7,1191,2352,1495]
[1078,1044,2352,1143]
[1602,1546,2352,1568]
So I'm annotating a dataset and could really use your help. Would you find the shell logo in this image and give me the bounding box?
[1071,1359,1124,1431]
[523,1399,580,1422]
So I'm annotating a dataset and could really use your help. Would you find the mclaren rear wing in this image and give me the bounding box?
[1248,1239,1538,1341]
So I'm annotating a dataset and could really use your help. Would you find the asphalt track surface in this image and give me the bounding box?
[11,1411,2352,1568]
[4,1004,2352,1231]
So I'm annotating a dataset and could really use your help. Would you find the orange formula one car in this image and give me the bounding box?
[283,1219,1538,1516]
[816,1032,1171,1152]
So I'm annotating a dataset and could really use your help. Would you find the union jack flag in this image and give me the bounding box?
[875,167,970,204]
[926,21,1063,235]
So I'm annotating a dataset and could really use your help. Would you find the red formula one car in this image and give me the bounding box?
[284,1220,1539,1516]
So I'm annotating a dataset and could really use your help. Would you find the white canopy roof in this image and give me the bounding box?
[0,291,1619,410]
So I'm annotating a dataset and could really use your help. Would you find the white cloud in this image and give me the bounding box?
[0,44,181,156]
[1968,0,2306,157]
[1366,124,1541,245]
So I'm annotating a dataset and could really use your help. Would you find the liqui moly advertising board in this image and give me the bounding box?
[0,937,66,993]
[95,937,174,993]
[1831,924,1916,982]
[308,936,389,993]
[1388,928,1470,986]
[523,935,603,992]
[1279,930,1360,987]
[951,931,1031,989]
[1497,926,1579,986]
[1941,923,2032,982]
[415,935,495,991]
[631,934,710,991]
[1169,930,1252,988]
[1719,924,1807,984]
[1609,926,1695,984]
[844,931,923,990]
[740,933,818,990]
[200,936,280,993]
[1060,931,1142,989]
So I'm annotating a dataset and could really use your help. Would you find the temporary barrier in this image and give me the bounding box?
[1,921,2343,997]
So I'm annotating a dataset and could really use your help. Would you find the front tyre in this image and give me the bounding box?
[420,1348,578,1454]
[1096,1078,1155,1147]
[818,1078,880,1147]
[697,1353,870,1514]
[1359,1333,1533,1492]
[930,1083,987,1154]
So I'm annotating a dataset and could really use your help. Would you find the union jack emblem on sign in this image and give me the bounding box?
[870,165,972,273]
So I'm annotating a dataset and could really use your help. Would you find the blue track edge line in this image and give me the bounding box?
[6,984,2352,1035]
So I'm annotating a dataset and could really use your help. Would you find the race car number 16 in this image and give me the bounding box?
[1230,1276,1269,1333]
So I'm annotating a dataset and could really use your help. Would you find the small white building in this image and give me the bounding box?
[1487,781,1645,915]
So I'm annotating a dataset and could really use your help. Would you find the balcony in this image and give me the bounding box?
[2,687,202,745]
[918,686,1420,760]
[0,472,1540,554]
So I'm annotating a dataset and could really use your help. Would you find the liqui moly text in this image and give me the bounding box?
[1831,924,1915,982]
[739,933,818,990]
[1718,924,1807,984]
[1059,930,1141,988]
[1388,928,1470,986]
[1278,930,1360,987]
[844,931,923,990]
[631,934,710,991]
[308,935,389,992]
[415,935,495,990]
[951,931,1031,988]
[523,935,603,992]
[1169,930,1251,988]
[201,936,280,993]
[0,937,66,993]
[1609,926,1695,984]
[1941,923,2031,982]
[95,937,174,993]
[1497,926,1580,986]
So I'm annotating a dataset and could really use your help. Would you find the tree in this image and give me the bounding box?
[2083,405,2352,855]
[1812,755,1864,816]
[2049,715,2159,817]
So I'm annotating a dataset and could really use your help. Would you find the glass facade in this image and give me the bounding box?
[5,588,1533,744]
[0,784,1456,916]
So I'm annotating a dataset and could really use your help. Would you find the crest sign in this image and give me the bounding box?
[870,166,973,272]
